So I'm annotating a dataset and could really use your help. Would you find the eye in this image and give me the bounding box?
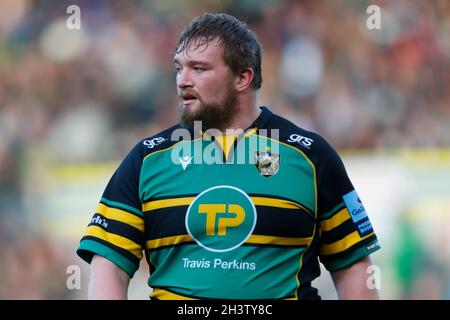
[173,63,183,74]
[193,66,205,72]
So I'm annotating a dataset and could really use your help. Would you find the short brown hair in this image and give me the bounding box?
[176,12,263,89]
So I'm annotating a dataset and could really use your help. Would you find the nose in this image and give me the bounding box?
[176,69,193,89]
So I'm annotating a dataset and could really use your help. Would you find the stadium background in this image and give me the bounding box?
[0,0,449,299]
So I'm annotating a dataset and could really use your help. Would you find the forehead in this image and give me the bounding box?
[174,37,225,64]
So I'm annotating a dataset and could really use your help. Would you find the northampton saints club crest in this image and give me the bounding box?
[254,151,280,177]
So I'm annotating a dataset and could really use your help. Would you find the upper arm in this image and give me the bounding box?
[330,256,379,300]
[77,141,146,278]
[89,254,131,300]
[315,138,380,271]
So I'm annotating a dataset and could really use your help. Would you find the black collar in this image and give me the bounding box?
[247,106,273,130]
[181,105,273,138]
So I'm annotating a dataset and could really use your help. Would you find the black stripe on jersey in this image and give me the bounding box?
[89,214,144,246]
[319,219,355,245]
[144,205,314,241]
[241,243,309,249]
[144,206,189,240]
[320,234,377,261]
[253,206,314,238]
[80,235,141,267]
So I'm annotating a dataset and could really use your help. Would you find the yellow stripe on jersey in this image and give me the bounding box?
[143,196,310,213]
[151,288,298,300]
[85,225,143,259]
[245,234,313,246]
[146,234,312,250]
[142,197,195,212]
[320,208,351,232]
[319,231,375,256]
[97,203,144,232]
[146,234,194,250]
[251,197,312,216]
[151,289,197,300]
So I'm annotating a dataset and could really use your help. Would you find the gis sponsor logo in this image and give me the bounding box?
[143,137,166,149]
[185,185,257,252]
[287,134,314,149]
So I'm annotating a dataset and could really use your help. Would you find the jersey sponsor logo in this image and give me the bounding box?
[199,203,245,236]
[343,190,367,222]
[287,133,314,149]
[91,214,108,228]
[343,190,374,236]
[185,185,257,252]
[143,137,167,149]
[254,151,280,177]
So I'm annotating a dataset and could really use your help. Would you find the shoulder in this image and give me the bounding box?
[128,124,183,160]
[267,112,338,165]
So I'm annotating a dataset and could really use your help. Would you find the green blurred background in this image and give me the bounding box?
[0,0,449,299]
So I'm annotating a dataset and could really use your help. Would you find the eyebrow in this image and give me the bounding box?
[173,58,210,66]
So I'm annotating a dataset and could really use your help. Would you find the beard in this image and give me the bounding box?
[178,89,238,131]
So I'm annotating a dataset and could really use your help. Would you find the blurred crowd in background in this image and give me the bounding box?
[0,0,449,299]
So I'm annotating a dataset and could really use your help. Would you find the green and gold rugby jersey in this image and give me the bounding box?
[77,106,380,300]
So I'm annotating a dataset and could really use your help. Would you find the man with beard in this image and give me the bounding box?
[77,13,380,300]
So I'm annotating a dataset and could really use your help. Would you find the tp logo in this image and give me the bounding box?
[199,204,245,236]
[186,186,256,252]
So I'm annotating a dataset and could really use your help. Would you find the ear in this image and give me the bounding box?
[235,68,254,93]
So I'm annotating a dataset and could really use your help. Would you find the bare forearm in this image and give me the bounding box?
[88,255,130,300]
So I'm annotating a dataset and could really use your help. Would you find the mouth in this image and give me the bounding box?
[181,93,198,106]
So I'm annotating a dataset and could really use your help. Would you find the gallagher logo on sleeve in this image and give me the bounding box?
[343,190,374,237]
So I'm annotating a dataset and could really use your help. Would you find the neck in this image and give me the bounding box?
[220,94,260,133]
